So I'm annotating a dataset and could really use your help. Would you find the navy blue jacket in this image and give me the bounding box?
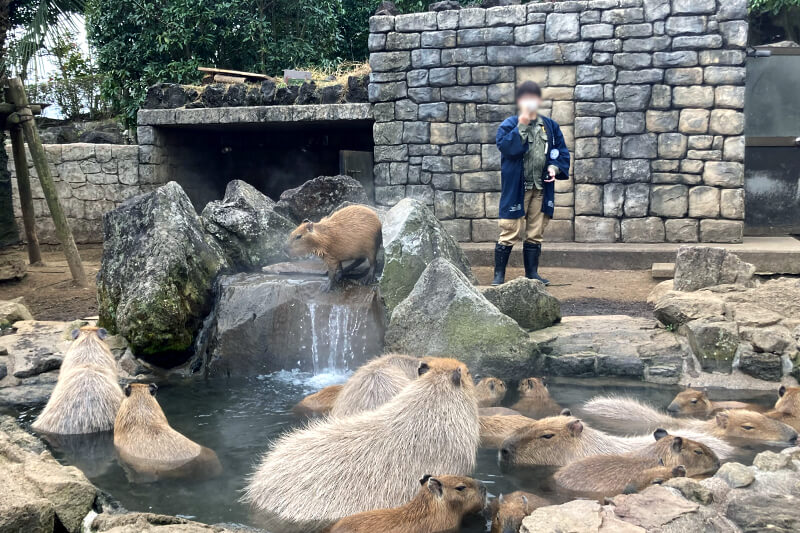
[495,115,571,219]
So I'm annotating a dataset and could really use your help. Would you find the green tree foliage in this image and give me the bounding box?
[749,0,800,44]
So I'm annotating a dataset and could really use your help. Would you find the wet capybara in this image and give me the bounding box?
[114,383,222,482]
[244,358,480,528]
[292,385,343,418]
[287,204,382,290]
[326,475,486,533]
[623,465,686,495]
[32,327,123,435]
[489,491,550,533]
[331,354,420,417]
[583,397,798,446]
[480,414,536,449]
[475,377,507,408]
[510,378,563,419]
[766,386,800,431]
[667,387,766,417]
[554,429,718,495]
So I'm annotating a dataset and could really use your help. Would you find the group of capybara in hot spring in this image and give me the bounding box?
[30,325,800,533]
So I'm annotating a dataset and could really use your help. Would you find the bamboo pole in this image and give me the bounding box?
[9,124,43,265]
[7,78,86,286]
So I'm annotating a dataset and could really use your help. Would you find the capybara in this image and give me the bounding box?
[114,383,222,481]
[292,384,343,417]
[583,396,798,446]
[480,407,523,417]
[766,386,800,431]
[476,377,507,408]
[554,429,718,494]
[489,491,550,533]
[498,415,733,467]
[331,354,421,417]
[667,387,766,417]
[510,378,563,419]
[32,327,122,435]
[480,414,536,449]
[623,465,686,494]
[326,475,486,533]
[244,358,480,528]
[287,204,382,290]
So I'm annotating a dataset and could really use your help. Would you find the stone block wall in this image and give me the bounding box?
[368,0,748,243]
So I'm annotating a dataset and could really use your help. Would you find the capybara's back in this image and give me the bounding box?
[331,354,420,417]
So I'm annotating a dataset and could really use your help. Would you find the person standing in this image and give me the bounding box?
[492,81,571,286]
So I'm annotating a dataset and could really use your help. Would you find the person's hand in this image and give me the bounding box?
[544,166,557,183]
[518,113,531,126]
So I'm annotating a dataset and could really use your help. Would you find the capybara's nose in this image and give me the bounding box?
[667,402,679,413]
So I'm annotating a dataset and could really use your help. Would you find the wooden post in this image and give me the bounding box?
[9,124,43,265]
[7,78,86,286]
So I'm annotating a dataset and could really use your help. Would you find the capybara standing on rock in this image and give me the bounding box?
[475,377,507,407]
[32,326,122,435]
[331,354,421,417]
[287,204,382,290]
[327,475,486,533]
[114,383,222,482]
[511,378,563,418]
[244,358,480,529]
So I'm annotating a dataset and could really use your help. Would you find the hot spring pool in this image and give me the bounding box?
[9,373,782,531]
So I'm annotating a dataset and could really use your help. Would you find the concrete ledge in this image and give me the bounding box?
[462,236,800,274]
[137,103,373,126]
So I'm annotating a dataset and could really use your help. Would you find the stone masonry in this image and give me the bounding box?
[368,0,748,243]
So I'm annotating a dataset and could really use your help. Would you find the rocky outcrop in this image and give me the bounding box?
[274,175,369,223]
[0,298,33,327]
[481,278,561,331]
[89,513,227,532]
[0,321,73,379]
[673,246,755,291]
[201,180,295,270]
[0,255,26,281]
[385,258,532,377]
[380,198,476,312]
[97,182,226,358]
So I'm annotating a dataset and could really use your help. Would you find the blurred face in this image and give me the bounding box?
[517,93,541,116]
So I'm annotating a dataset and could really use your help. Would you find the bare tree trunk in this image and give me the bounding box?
[9,124,43,264]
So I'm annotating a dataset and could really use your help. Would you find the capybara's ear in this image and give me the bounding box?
[673,465,687,477]
[451,368,462,387]
[654,428,669,441]
[148,383,158,396]
[427,477,443,497]
[715,412,730,428]
[498,493,505,504]
[671,436,684,453]
[71,329,80,340]
[567,419,583,436]
[97,328,108,340]
[306,222,314,232]
[124,384,132,397]
[418,362,430,376]
[419,474,432,486]
[560,408,572,416]
[521,494,529,508]
[779,385,787,397]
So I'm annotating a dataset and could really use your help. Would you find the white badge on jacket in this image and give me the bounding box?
[550,148,560,160]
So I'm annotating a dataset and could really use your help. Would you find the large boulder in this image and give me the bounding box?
[0,321,74,378]
[97,182,226,358]
[653,290,727,328]
[201,180,295,270]
[673,246,755,292]
[380,199,477,312]
[0,298,33,327]
[274,175,369,223]
[680,317,740,373]
[90,513,226,532]
[481,278,561,331]
[0,255,26,281]
[385,258,532,377]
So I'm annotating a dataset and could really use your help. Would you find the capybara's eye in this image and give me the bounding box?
[295,234,302,240]
[741,425,754,431]
[694,449,703,455]
[540,433,554,439]
[455,485,466,492]
[690,399,698,404]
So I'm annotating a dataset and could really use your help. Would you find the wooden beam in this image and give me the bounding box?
[9,124,43,265]
[198,66,272,81]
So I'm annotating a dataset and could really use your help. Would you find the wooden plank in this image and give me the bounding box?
[213,74,247,84]
[198,67,272,80]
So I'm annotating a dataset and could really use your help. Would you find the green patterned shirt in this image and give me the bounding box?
[519,117,548,190]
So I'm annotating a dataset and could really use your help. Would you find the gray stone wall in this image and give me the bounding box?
[6,143,142,243]
[368,0,748,243]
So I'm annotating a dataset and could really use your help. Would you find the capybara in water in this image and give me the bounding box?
[327,474,486,533]
[476,377,507,408]
[480,407,523,417]
[243,358,480,528]
[623,465,686,494]
[331,354,420,417]
[287,204,382,290]
[480,414,536,449]
[114,383,222,482]
[489,491,550,533]
[583,396,798,446]
[554,429,718,495]
[766,386,800,431]
[510,378,563,419]
[32,327,122,435]
[498,415,733,467]
[292,384,343,418]
[667,387,766,417]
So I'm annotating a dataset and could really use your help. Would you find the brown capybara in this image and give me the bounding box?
[475,377,507,408]
[480,414,536,449]
[326,474,486,533]
[623,465,686,495]
[554,429,718,495]
[114,383,222,482]
[498,415,733,467]
[479,407,523,417]
[331,354,420,417]
[510,378,562,419]
[489,491,550,533]
[287,205,382,290]
[583,397,798,446]
[766,386,800,431]
[292,384,343,418]
[32,327,122,435]
[667,387,766,417]
[243,358,480,528]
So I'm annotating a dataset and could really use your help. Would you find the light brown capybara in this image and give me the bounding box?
[766,387,800,431]
[554,429,718,495]
[32,326,122,435]
[667,387,767,417]
[326,475,486,533]
[479,407,523,417]
[287,204,382,290]
[510,378,563,419]
[480,414,537,449]
[331,354,420,417]
[292,384,343,417]
[243,358,480,529]
[114,383,222,482]
[583,396,798,446]
[623,465,686,494]
[475,377,507,408]
[489,491,550,533]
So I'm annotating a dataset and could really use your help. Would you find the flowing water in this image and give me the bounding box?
[10,374,782,532]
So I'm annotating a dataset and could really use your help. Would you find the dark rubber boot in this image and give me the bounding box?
[523,242,549,285]
[492,244,513,286]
